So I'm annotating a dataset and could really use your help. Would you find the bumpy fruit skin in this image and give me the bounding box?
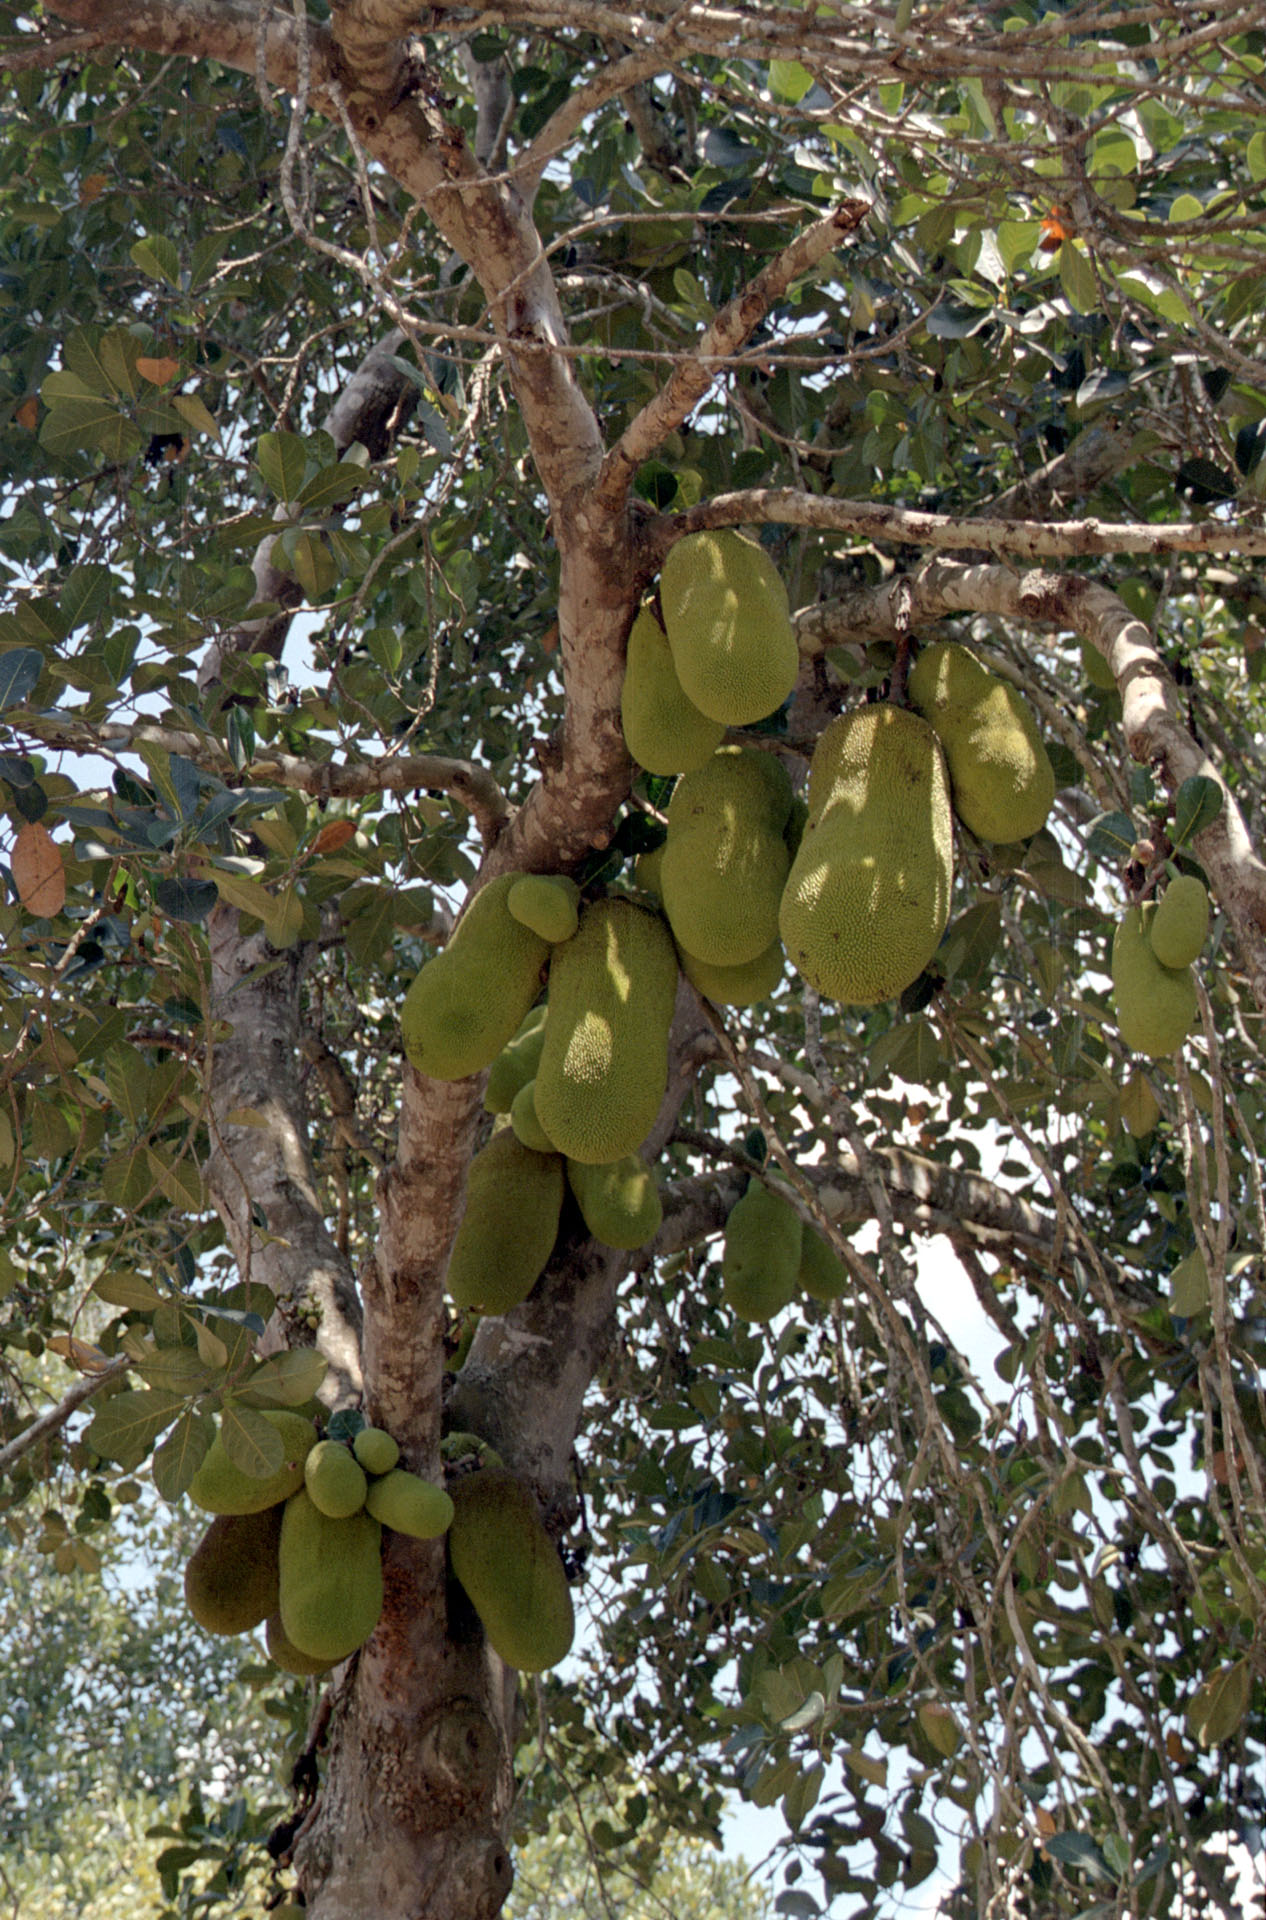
[907,641,1054,842]
[278,1489,384,1664]
[534,898,679,1165]
[679,936,784,1008]
[798,1227,849,1302]
[352,1426,400,1476]
[401,874,548,1081]
[445,1127,565,1313]
[483,1005,548,1115]
[510,1079,557,1156]
[780,706,953,1005]
[188,1410,316,1516]
[721,1180,803,1321]
[567,1153,663,1249]
[448,1468,575,1672]
[508,875,581,945]
[1149,874,1209,970]
[265,1610,335,1677]
[662,748,794,968]
[365,1468,454,1540]
[620,604,726,774]
[304,1439,368,1519]
[659,528,799,726]
[1112,904,1198,1056]
[184,1505,282,1635]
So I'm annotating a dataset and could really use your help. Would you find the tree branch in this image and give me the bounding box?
[0,1357,130,1477]
[595,201,869,508]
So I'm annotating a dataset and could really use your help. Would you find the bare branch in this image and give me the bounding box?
[0,1357,130,1477]
[596,201,868,507]
[517,44,669,205]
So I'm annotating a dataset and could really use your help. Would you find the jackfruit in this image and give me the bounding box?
[508,875,581,945]
[304,1439,368,1519]
[278,1489,384,1664]
[659,528,799,726]
[907,641,1054,842]
[352,1426,400,1476]
[483,1005,548,1115]
[445,1127,565,1313]
[448,1467,575,1672]
[534,898,679,1165]
[265,1610,335,1677]
[798,1226,850,1302]
[633,844,665,902]
[188,1409,317,1516]
[721,1179,804,1321]
[780,706,953,1005]
[1149,874,1209,970]
[365,1467,454,1539]
[567,1153,663,1249]
[510,1079,557,1155]
[1112,904,1198,1056]
[621,604,727,774]
[662,747,794,968]
[184,1505,283,1635]
[401,873,549,1081]
[679,936,784,1008]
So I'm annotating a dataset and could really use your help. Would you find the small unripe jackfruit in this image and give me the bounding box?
[353,1426,400,1476]
[184,1505,283,1635]
[483,1005,548,1115]
[1149,874,1209,970]
[780,706,953,1005]
[679,936,784,1007]
[448,1467,575,1672]
[278,1489,383,1665]
[1112,904,1198,1056]
[401,874,548,1082]
[907,641,1054,842]
[445,1127,565,1314]
[534,898,679,1165]
[188,1410,317,1516]
[508,875,581,945]
[721,1179,804,1321]
[304,1440,368,1519]
[659,529,799,726]
[567,1153,663,1249]
[798,1227,850,1302]
[662,748,793,968]
[510,1079,557,1156]
[621,605,726,774]
[365,1468,454,1540]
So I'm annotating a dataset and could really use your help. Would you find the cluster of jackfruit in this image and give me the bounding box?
[1112,876,1209,1057]
[183,1411,453,1673]
[721,1177,850,1321]
[907,641,1055,845]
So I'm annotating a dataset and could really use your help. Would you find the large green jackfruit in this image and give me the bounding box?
[1148,874,1209,970]
[907,641,1054,843]
[679,936,784,1008]
[534,898,679,1165]
[567,1153,663,1249]
[659,529,799,726]
[798,1226,850,1302]
[365,1468,454,1540]
[722,1179,803,1320]
[184,1505,283,1635]
[188,1409,317,1516]
[401,873,549,1082]
[448,1467,575,1672]
[621,605,727,775]
[278,1488,384,1664]
[508,875,581,945]
[780,706,953,1005]
[483,1004,548,1115]
[662,748,794,968]
[445,1127,565,1313]
[1112,904,1198,1056]
[265,1610,335,1677]
[304,1439,368,1519]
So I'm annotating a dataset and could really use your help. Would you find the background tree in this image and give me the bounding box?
[3,3,1266,1918]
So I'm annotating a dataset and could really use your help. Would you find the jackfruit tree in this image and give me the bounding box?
[4,6,1266,1920]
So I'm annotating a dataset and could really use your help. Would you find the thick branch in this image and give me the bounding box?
[596,202,868,508]
[0,1357,130,1477]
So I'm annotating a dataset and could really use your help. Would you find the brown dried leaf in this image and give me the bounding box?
[12,821,66,916]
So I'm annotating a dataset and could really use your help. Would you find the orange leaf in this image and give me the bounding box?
[539,621,560,654]
[1039,208,1075,253]
[1166,1728,1187,1763]
[311,819,357,855]
[12,822,66,917]
[15,396,38,431]
[136,355,180,385]
[1035,1807,1057,1837]
[47,1334,114,1374]
[79,173,108,204]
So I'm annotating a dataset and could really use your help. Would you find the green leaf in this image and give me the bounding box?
[217,1401,285,1478]
[0,648,45,710]
[135,1346,218,1393]
[1059,242,1100,316]
[1169,1249,1209,1317]
[86,1389,185,1467]
[92,1270,164,1311]
[769,60,814,104]
[154,876,220,923]
[1086,810,1136,862]
[40,399,144,461]
[130,234,181,286]
[1172,775,1222,846]
[1044,1832,1116,1885]
[238,1349,328,1407]
[151,1410,214,1502]
[1187,1660,1251,1747]
[257,430,310,502]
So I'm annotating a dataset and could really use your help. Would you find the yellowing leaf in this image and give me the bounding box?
[13,821,65,916]
[136,354,180,385]
[311,818,357,856]
[46,1333,114,1373]
[174,391,221,443]
[1186,1659,1251,1748]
